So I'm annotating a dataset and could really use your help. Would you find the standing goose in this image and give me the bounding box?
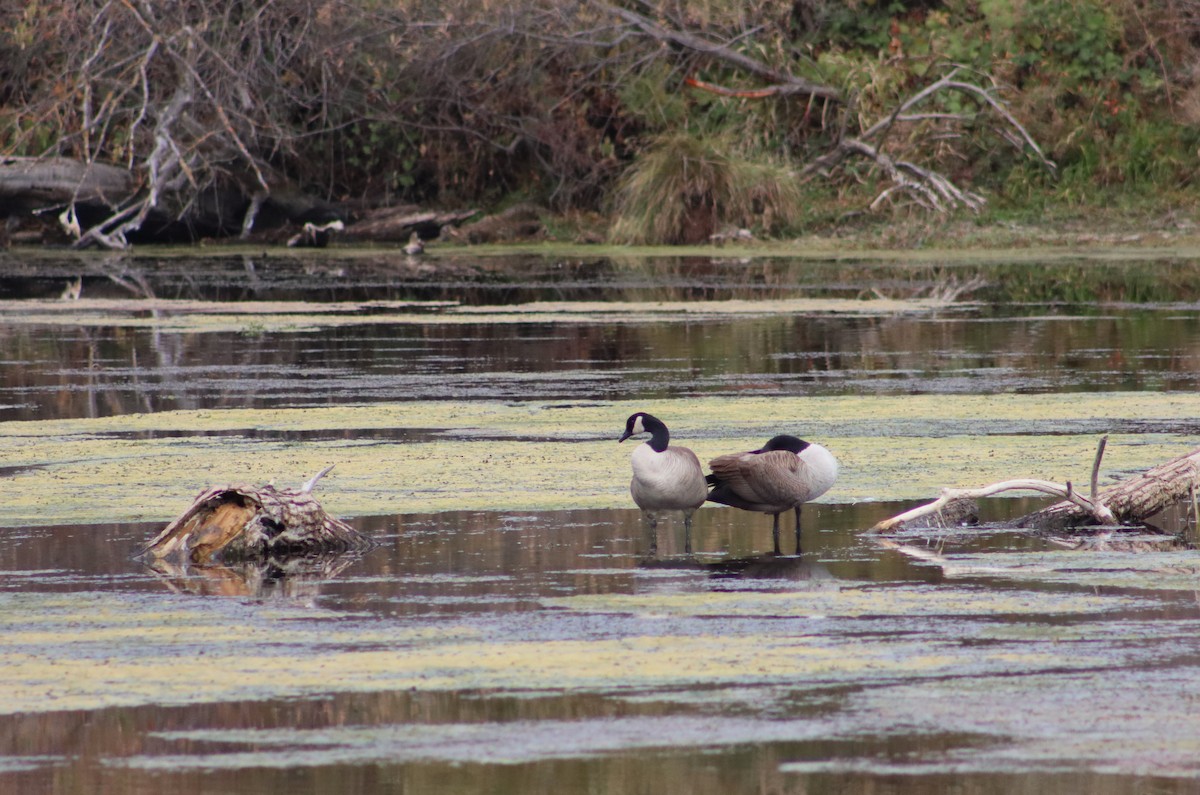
[618,412,708,552]
[706,434,838,555]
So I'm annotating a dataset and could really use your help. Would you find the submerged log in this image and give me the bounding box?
[139,468,370,564]
[446,203,545,244]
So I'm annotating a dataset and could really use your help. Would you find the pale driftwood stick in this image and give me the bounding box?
[301,464,336,494]
[870,478,1116,533]
[1091,434,1108,504]
[1191,482,1199,532]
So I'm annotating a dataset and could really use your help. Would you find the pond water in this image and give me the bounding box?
[3,250,1200,794]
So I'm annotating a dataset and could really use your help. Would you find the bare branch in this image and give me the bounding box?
[871,479,1117,534]
[301,464,337,494]
[591,1,841,102]
[1091,434,1109,504]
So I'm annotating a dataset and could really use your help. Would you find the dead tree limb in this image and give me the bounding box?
[803,67,1055,214]
[872,442,1200,535]
[1090,435,1108,504]
[1018,445,1200,532]
[593,1,841,102]
[871,479,1116,533]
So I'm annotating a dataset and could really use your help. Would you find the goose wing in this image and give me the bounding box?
[708,450,800,506]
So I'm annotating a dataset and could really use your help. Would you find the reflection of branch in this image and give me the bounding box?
[95,258,156,298]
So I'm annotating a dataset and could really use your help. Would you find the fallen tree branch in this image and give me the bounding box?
[593,1,841,102]
[870,478,1116,533]
[1019,445,1200,532]
[684,75,820,100]
[803,66,1054,214]
[872,441,1200,535]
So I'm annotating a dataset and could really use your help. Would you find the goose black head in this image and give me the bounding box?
[759,434,810,454]
[619,412,669,451]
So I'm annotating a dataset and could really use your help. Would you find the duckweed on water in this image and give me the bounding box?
[0,582,1145,716]
[0,296,949,333]
[0,393,1197,526]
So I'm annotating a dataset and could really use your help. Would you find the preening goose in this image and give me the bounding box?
[706,434,838,555]
[618,412,708,550]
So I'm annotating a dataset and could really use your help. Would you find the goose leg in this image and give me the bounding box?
[683,511,694,555]
[793,506,803,555]
[771,513,782,555]
[642,511,658,556]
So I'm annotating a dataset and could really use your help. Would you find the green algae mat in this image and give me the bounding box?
[1,392,1196,527]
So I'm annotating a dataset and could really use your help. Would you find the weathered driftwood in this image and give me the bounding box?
[871,478,1117,533]
[1018,444,1200,532]
[341,206,478,243]
[138,467,370,564]
[871,439,1200,535]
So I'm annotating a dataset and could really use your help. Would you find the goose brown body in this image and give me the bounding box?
[706,434,838,554]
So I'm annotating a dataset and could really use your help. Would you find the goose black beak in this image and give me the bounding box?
[618,430,632,443]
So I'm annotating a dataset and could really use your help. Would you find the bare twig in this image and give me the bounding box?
[1091,434,1109,504]
[301,464,336,494]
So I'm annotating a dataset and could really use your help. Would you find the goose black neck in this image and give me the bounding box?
[761,434,809,454]
[643,416,670,452]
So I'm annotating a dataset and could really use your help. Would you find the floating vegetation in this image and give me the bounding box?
[0,394,1197,527]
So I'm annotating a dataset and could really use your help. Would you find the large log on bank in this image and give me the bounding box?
[0,156,136,212]
[139,471,370,564]
[341,206,478,243]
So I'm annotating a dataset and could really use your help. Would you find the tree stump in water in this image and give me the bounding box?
[139,474,370,564]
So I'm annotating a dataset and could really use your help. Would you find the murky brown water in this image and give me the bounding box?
[4,251,1200,793]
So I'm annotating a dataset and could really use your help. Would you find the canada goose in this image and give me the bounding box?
[706,434,838,555]
[618,412,708,551]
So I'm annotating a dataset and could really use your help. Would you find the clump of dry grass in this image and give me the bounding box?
[609,133,804,244]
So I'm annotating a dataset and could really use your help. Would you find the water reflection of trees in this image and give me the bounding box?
[5,287,1200,420]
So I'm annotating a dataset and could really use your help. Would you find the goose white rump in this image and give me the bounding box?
[706,435,838,554]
